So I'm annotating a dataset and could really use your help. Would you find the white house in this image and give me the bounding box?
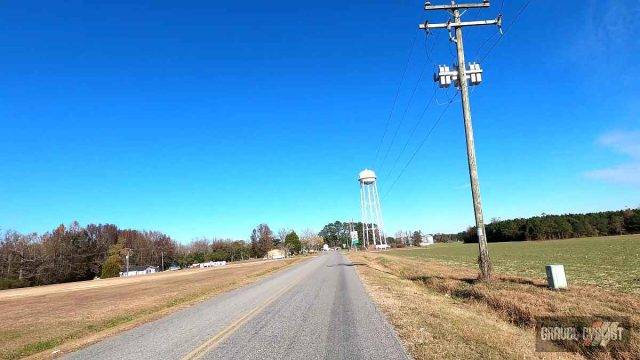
[120,266,158,277]
[266,249,286,260]
[190,261,227,268]
[202,261,226,268]
[419,234,435,247]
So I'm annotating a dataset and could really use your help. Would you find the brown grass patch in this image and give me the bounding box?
[349,252,640,360]
[0,258,304,360]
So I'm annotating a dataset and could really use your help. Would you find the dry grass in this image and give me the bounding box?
[348,251,640,360]
[0,258,303,360]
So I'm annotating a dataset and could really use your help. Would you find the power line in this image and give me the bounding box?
[473,28,501,61]
[478,0,532,62]
[373,30,420,169]
[382,86,438,184]
[422,29,437,65]
[379,30,438,180]
[471,0,504,61]
[380,19,453,194]
[378,59,429,173]
[382,92,457,199]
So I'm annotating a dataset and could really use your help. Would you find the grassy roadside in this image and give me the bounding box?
[348,251,639,359]
[0,257,305,360]
[388,235,640,294]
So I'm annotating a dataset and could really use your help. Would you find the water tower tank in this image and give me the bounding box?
[358,169,377,185]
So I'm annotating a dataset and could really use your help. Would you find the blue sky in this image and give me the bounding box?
[1,0,638,242]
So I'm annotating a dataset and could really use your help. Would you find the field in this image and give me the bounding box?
[390,235,640,293]
[348,235,640,359]
[0,258,302,360]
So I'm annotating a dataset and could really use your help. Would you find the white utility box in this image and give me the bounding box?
[545,264,568,290]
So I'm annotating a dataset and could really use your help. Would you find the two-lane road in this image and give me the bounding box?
[65,252,409,360]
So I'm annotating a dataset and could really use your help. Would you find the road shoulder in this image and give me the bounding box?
[347,251,584,360]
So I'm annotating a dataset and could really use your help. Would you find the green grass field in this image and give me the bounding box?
[388,234,640,293]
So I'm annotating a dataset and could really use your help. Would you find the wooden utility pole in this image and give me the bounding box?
[124,248,132,276]
[420,1,502,279]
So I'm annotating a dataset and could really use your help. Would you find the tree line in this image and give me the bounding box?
[456,208,640,243]
[318,221,381,248]
[4,209,637,289]
[318,208,640,248]
[318,221,427,248]
[0,222,324,290]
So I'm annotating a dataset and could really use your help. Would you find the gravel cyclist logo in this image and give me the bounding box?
[535,316,631,352]
[581,320,624,347]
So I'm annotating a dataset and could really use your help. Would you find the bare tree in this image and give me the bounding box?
[300,228,323,252]
[277,228,289,248]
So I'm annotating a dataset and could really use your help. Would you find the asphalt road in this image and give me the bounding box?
[65,252,409,360]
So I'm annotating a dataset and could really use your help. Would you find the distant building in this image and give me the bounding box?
[190,261,227,268]
[419,234,435,247]
[204,261,226,267]
[266,249,286,260]
[120,266,158,277]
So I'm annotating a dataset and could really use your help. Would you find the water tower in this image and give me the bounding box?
[358,169,388,249]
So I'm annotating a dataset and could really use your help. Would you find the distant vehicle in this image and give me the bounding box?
[374,244,390,250]
[168,265,181,271]
[322,244,330,251]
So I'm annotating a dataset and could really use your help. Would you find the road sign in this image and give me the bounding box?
[350,231,359,245]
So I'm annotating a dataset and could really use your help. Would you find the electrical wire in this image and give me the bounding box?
[382,86,438,184]
[373,30,420,169]
[473,29,500,61]
[378,28,443,179]
[378,59,429,173]
[381,92,458,199]
[380,0,530,199]
[380,31,441,182]
[422,29,437,66]
[478,0,533,62]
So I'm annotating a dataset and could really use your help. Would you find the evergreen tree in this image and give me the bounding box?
[101,242,123,278]
[411,231,423,246]
[284,231,302,255]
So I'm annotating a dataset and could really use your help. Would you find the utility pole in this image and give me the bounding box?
[419,0,502,280]
[161,251,164,272]
[124,248,132,276]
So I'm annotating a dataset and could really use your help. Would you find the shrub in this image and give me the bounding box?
[101,256,121,278]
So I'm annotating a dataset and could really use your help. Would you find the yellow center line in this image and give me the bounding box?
[180,266,311,360]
